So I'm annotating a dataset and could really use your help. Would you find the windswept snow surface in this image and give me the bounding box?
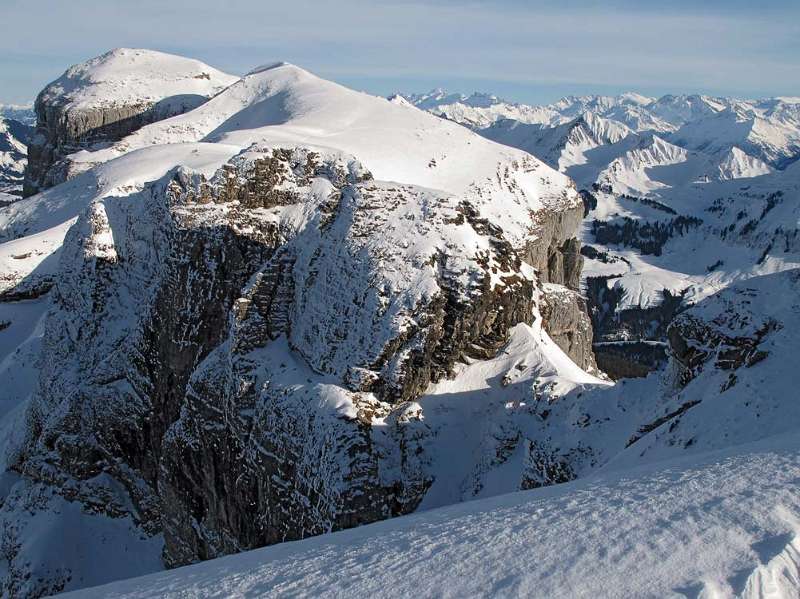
[64,431,800,599]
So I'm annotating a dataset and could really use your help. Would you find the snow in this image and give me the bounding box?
[0,104,35,127]
[1,477,164,597]
[417,321,609,510]
[1,51,799,597]
[0,144,242,334]
[63,430,800,599]
[0,115,31,195]
[77,62,575,229]
[38,48,237,110]
[408,87,800,316]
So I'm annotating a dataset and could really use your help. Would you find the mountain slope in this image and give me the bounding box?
[406,88,800,378]
[65,430,800,599]
[24,48,238,195]
[0,51,591,597]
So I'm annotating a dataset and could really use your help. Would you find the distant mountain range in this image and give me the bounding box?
[399,90,800,171]
[400,88,800,377]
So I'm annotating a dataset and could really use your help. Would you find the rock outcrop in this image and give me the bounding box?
[666,283,781,389]
[540,283,597,373]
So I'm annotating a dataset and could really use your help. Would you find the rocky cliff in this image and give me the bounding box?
[0,54,605,596]
[7,144,589,575]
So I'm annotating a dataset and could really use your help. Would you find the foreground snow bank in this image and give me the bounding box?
[64,431,800,598]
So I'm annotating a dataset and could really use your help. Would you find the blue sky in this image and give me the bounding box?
[1,0,798,105]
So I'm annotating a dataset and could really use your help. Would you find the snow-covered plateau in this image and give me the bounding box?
[0,49,797,598]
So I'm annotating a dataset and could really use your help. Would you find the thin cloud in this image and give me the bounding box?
[0,0,797,103]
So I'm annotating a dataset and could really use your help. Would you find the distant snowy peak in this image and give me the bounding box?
[0,104,35,126]
[479,110,634,171]
[38,48,238,110]
[548,92,654,119]
[0,116,33,196]
[716,146,773,180]
[646,94,729,127]
[406,89,800,164]
[667,106,800,168]
[399,89,561,128]
[400,88,504,111]
[573,111,633,145]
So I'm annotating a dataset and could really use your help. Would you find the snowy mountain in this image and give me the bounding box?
[0,116,33,200]
[0,106,35,204]
[0,104,35,127]
[23,48,238,196]
[404,90,800,168]
[399,89,561,128]
[0,50,798,598]
[405,88,800,378]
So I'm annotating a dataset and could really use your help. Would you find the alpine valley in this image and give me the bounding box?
[0,49,798,598]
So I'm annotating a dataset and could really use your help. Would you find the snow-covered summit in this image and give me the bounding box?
[37,48,237,110]
[24,49,240,196]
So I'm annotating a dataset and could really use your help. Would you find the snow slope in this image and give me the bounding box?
[64,430,800,599]
[74,61,573,215]
[37,48,237,113]
[1,59,575,302]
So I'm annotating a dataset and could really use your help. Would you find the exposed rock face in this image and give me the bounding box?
[520,202,597,370]
[25,100,157,194]
[540,283,597,372]
[10,143,589,571]
[667,290,779,389]
[585,275,684,378]
[523,203,584,290]
[593,341,667,380]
